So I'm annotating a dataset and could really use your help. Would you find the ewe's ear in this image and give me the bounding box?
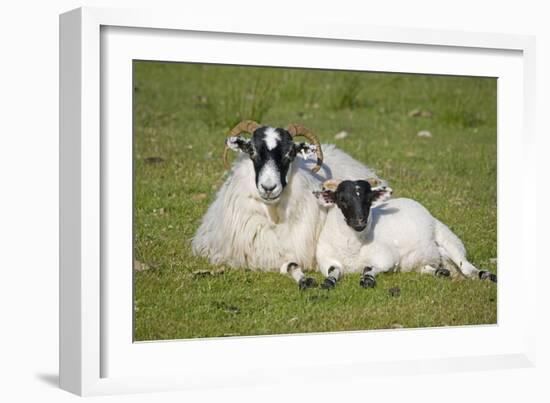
[294,142,317,159]
[370,186,393,207]
[313,189,337,207]
[226,136,253,155]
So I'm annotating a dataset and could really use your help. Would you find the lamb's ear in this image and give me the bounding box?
[313,179,341,207]
[313,189,336,207]
[225,136,253,155]
[294,142,317,159]
[322,179,341,192]
[366,177,385,188]
[370,186,393,207]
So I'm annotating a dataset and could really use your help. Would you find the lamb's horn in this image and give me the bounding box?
[223,120,261,170]
[287,123,323,173]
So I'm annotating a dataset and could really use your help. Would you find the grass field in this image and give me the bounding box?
[133,61,497,341]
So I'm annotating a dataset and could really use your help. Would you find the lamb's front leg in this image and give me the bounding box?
[320,265,343,290]
[359,245,397,288]
[316,243,344,290]
[280,262,317,290]
[359,264,395,288]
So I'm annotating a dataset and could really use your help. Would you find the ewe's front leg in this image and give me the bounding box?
[280,262,317,290]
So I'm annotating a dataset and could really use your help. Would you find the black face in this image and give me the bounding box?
[334,180,381,232]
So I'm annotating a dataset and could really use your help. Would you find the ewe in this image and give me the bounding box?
[313,179,497,289]
[192,121,383,289]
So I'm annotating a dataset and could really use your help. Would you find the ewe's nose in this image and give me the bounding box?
[261,184,277,193]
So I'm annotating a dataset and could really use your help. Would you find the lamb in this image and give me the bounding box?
[313,179,497,289]
[191,120,384,289]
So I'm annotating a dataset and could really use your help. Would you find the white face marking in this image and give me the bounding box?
[264,127,281,150]
[257,160,282,202]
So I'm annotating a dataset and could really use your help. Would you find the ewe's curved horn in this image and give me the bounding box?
[287,123,323,173]
[223,120,261,170]
[228,120,261,137]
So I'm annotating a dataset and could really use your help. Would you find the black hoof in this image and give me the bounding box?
[360,274,376,288]
[320,276,337,290]
[435,268,451,278]
[479,271,497,283]
[299,277,317,291]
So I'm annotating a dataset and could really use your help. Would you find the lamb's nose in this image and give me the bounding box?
[261,184,276,193]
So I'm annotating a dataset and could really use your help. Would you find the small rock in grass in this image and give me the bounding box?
[408,108,433,118]
[192,193,208,201]
[288,317,299,323]
[417,130,433,138]
[133,260,150,272]
[388,287,401,297]
[392,323,404,329]
[334,130,349,140]
[144,156,165,164]
[489,258,497,264]
[408,108,421,117]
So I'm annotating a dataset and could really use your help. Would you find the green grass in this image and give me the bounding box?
[133,61,497,341]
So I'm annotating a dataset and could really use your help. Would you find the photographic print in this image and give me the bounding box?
[133,61,497,341]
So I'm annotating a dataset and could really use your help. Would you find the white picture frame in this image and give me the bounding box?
[59,6,537,396]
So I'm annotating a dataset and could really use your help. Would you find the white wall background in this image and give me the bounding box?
[1,1,548,402]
